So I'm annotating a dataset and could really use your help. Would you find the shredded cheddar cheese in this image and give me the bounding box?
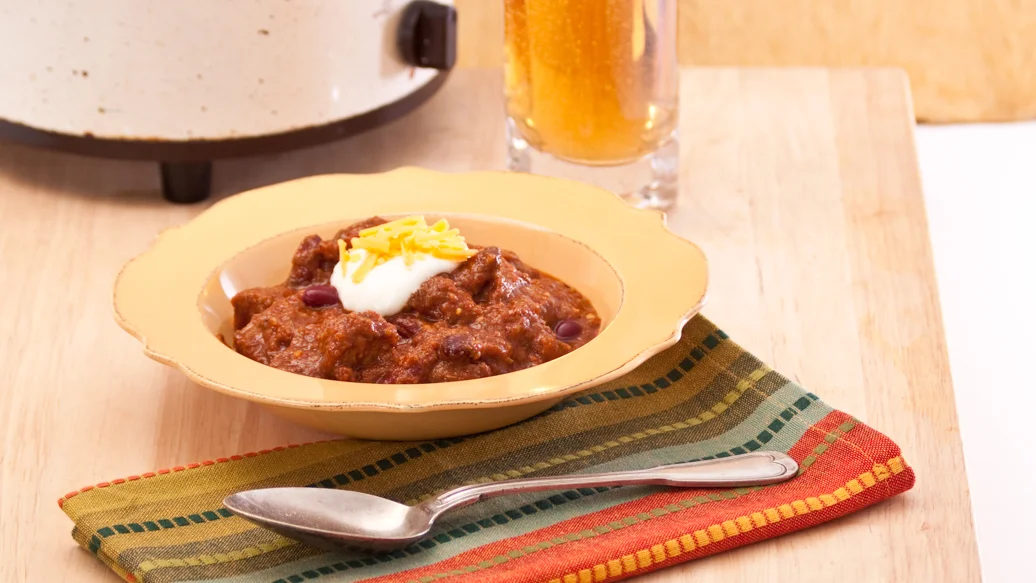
[338,216,477,283]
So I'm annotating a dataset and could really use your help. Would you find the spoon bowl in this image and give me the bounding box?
[224,487,435,551]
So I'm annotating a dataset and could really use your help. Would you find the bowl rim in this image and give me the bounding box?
[113,168,708,412]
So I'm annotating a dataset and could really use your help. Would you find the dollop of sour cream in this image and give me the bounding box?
[330,249,461,316]
[327,216,476,316]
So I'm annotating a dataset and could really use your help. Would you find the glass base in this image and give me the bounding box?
[506,121,679,210]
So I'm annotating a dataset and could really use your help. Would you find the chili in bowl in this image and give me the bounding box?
[231,215,602,385]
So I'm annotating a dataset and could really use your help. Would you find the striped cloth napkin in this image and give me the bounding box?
[59,315,915,583]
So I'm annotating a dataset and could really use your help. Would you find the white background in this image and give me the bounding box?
[915,122,1036,582]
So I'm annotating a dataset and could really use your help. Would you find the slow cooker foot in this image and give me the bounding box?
[160,161,212,203]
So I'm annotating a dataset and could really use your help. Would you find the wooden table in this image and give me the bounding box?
[0,69,979,582]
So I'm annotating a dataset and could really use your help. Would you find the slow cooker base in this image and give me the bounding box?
[0,72,448,203]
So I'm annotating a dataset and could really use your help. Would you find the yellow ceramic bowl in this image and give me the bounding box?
[114,168,707,440]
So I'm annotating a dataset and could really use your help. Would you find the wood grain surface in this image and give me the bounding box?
[0,69,979,582]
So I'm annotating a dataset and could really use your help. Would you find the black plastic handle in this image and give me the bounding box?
[397,1,457,70]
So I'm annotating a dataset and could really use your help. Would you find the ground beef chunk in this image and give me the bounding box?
[234,295,399,380]
[230,285,295,330]
[287,217,387,287]
[407,276,481,325]
[450,247,504,296]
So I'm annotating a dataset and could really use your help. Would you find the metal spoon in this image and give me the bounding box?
[224,451,797,552]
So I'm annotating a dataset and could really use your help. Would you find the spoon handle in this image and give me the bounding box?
[420,451,798,518]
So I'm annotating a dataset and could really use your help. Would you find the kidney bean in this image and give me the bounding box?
[391,314,423,339]
[302,285,339,308]
[553,319,582,341]
[439,333,477,360]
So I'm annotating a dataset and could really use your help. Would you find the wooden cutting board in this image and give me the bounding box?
[0,68,979,582]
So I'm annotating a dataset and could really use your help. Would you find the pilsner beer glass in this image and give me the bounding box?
[504,0,679,208]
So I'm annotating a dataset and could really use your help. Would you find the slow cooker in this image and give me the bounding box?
[0,0,456,202]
